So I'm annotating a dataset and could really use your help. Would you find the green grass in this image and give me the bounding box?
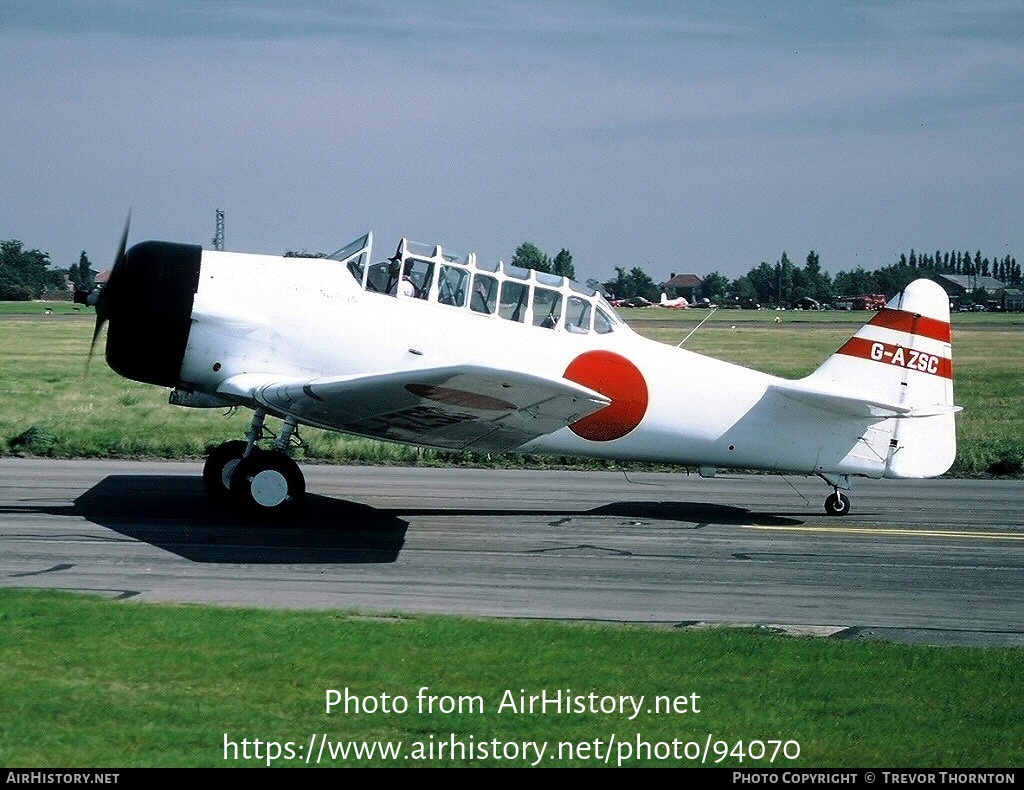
[0,300,84,315]
[1,303,1021,476]
[1,589,1021,767]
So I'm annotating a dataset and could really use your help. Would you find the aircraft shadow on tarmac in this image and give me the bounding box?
[72,475,409,564]
[396,501,804,527]
[63,474,804,565]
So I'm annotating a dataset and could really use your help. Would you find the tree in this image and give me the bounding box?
[68,251,94,291]
[552,248,575,280]
[604,267,628,298]
[800,250,832,302]
[626,266,659,301]
[700,271,730,302]
[833,266,875,297]
[773,252,796,306]
[730,275,759,304]
[511,242,551,274]
[603,265,659,301]
[0,239,52,300]
[746,261,777,305]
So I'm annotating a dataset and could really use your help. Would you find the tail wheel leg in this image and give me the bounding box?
[824,490,851,517]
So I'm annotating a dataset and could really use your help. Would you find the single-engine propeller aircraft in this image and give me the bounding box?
[77,220,959,518]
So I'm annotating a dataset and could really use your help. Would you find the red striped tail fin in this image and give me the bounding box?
[796,279,958,477]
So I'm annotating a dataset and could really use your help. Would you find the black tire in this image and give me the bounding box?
[229,451,305,517]
[202,441,250,500]
[824,491,851,517]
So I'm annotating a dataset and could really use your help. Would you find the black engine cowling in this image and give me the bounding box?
[104,241,202,388]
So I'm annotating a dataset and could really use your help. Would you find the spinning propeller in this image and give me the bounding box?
[76,213,130,371]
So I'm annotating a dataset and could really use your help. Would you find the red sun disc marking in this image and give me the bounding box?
[563,350,649,441]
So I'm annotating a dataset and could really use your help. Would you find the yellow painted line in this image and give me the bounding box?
[745,524,1024,541]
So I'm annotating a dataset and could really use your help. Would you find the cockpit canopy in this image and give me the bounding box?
[331,233,619,335]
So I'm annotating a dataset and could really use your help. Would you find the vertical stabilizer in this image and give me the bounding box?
[802,279,958,477]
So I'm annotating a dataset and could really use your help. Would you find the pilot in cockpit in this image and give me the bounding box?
[388,259,417,298]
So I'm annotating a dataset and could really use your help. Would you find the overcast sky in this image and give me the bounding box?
[2,1,1022,283]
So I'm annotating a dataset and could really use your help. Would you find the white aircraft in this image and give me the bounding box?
[659,292,690,308]
[79,222,959,518]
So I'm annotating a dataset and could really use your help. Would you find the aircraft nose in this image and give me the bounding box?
[103,240,203,388]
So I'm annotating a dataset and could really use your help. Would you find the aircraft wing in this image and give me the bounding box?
[217,366,611,451]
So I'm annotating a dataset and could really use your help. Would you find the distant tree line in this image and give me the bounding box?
[831,248,1021,302]
[503,243,1021,307]
[681,249,1021,308]
[0,240,93,300]
[508,242,1022,307]
[4,233,1020,309]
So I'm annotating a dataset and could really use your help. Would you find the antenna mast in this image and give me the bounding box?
[212,209,225,251]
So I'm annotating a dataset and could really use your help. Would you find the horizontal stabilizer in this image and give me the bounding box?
[772,380,962,418]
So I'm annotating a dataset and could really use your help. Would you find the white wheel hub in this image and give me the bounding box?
[250,469,289,508]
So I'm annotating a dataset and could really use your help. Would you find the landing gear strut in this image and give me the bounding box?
[203,410,306,517]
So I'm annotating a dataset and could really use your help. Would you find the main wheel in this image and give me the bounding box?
[229,451,305,516]
[203,441,250,500]
[824,491,851,517]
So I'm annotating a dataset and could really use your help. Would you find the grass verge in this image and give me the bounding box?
[1,589,1021,767]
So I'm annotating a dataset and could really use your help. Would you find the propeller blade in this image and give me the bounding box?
[96,211,130,313]
[87,212,131,372]
[87,317,106,367]
[114,212,130,270]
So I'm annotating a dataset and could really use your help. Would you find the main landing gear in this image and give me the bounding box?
[203,409,306,516]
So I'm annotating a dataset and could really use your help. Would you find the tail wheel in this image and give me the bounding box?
[202,440,251,500]
[824,491,851,517]
[229,451,305,516]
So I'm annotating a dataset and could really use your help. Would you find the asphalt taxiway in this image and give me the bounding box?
[1,458,1021,645]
